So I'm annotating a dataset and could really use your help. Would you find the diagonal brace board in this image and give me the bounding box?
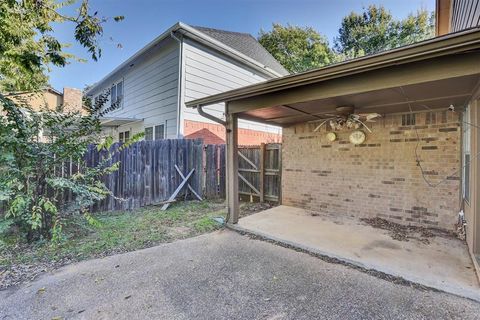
[238,172,261,196]
[161,168,195,211]
[238,151,258,170]
[175,165,202,201]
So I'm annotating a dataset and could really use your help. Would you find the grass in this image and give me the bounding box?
[0,201,226,269]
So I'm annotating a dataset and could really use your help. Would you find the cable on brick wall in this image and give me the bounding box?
[398,86,480,188]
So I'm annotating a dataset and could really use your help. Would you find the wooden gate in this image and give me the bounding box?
[238,143,282,202]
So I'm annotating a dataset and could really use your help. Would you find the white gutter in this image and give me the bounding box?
[86,22,283,96]
[170,31,184,137]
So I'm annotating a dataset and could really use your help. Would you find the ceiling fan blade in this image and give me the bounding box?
[321,113,339,118]
[356,113,382,118]
[313,119,328,132]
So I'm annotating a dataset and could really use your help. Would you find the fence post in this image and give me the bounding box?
[259,143,265,202]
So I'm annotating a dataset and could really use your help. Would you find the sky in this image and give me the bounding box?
[49,0,435,91]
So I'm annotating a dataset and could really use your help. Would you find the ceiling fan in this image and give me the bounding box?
[312,106,381,133]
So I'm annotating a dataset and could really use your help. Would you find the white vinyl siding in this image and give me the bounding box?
[89,40,180,140]
[451,0,480,32]
[182,39,281,134]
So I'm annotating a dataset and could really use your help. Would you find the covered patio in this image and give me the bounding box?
[186,28,480,299]
[236,205,479,300]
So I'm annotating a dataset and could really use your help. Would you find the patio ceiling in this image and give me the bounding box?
[239,74,480,127]
[228,49,480,127]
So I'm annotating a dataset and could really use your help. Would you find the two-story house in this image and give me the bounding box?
[86,22,288,145]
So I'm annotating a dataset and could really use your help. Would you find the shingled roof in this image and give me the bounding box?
[193,26,289,76]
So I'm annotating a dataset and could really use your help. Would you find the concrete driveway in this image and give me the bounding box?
[1,230,479,320]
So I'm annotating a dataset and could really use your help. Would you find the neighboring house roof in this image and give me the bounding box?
[185,128,225,145]
[5,86,62,97]
[5,87,64,112]
[86,22,288,96]
[192,26,288,76]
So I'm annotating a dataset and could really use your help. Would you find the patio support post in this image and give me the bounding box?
[225,108,239,224]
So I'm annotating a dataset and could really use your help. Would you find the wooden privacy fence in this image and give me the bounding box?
[203,144,226,199]
[202,143,282,202]
[34,140,282,213]
[86,139,203,212]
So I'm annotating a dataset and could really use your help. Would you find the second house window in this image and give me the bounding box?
[111,80,124,107]
[145,127,153,141]
[155,124,165,140]
[119,130,130,143]
[145,124,165,141]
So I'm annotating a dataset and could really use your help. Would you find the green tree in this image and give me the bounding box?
[0,1,135,243]
[334,5,434,58]
[0,93,143,242]
[392,9,435,48]
[258,23,334,73]
[0,0,123,92]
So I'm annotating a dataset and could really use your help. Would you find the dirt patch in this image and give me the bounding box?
[360,217,455,244]
[240,202,276,217]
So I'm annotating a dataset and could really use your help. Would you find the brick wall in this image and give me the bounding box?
[184,120,282,145]
[282,111,461,231]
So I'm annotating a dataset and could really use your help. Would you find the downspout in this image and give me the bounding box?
[171,31,184,137]
[196,104,226,126]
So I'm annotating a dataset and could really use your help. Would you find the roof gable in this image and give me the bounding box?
[87,22,288,95]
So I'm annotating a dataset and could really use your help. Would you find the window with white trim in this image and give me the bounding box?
[119,130,130,143]
[463,105,471,202]
[111,80,124,107]
[145,127,153,141]
[155,124,165,140]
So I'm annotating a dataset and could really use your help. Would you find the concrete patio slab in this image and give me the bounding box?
[236,205,480,301]
[2,231,480,319]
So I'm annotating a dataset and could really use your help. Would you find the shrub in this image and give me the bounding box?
[0,92,141,242]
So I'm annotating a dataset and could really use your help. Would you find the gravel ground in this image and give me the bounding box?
[1,230,479,320]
